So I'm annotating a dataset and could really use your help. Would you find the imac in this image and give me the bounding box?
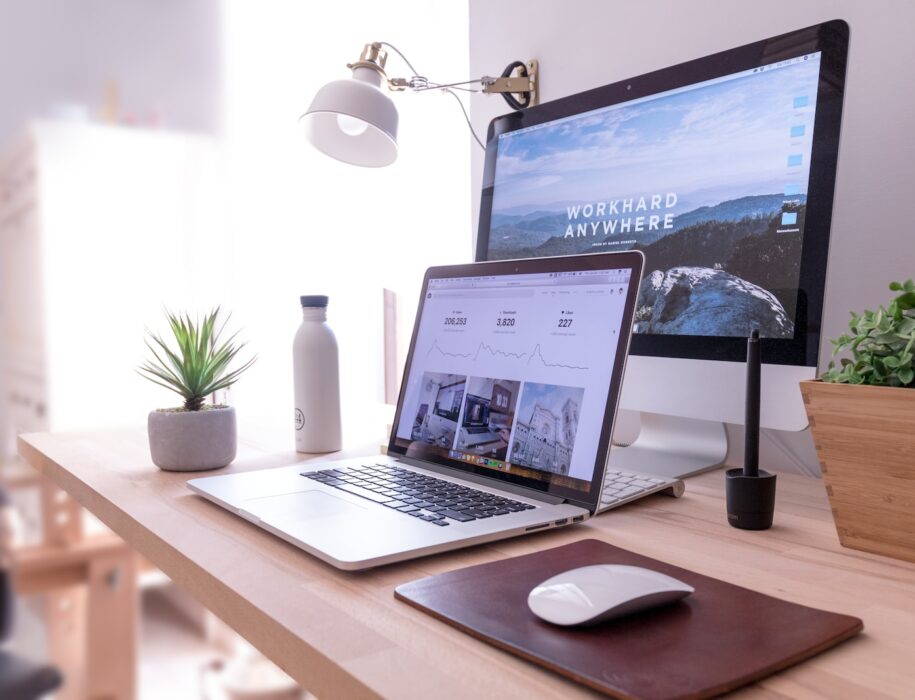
[475,20,849,478]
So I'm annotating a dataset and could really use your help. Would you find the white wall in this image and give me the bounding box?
[0,0,222,453]
[222,1,472,442]
[0,1,471,453]
[468,0,915,474]
[0,0,223,152]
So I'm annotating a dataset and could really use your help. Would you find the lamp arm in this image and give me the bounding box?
[376,41,423,79]
[353,42,538,150]
[373,41,488,149]
[373,41,538,106]
[390,77,478,92]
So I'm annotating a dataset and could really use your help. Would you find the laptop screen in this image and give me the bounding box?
[389,254,641,503]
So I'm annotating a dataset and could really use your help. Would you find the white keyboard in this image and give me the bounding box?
[597,468,684,512]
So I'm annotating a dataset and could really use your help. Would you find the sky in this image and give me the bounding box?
[492,55,820,214]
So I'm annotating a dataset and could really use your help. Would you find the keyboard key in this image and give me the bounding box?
[440,509,475,522]
[431,520,449,526]
[461,509,492,519]
[335,484,392,503]
[382,500,407,509]
[616,487,643,497]
[631,479,657,489]
[397,505,419,513]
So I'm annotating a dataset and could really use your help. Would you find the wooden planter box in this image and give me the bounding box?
[801,379,915,563]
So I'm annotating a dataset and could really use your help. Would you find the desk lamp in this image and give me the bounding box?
[301,42,538,166]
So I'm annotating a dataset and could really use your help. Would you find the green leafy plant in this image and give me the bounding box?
[822,279,915,387]
[138,308,256,411]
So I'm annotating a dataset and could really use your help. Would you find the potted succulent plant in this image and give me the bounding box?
[139,309,256,472]
[800,279,915,563]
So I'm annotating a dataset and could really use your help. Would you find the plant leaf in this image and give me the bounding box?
[137,308,256,408]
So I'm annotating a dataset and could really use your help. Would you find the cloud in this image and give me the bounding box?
[492,58,821,210]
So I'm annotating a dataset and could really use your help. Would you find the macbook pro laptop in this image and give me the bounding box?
[189,251,683,570]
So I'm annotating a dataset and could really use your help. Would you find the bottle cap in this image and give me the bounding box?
[299,295,329,308]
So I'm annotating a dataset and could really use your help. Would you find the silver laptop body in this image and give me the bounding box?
[190,252,651,570]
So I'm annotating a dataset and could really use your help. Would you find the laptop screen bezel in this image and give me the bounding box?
[386,251,644,512]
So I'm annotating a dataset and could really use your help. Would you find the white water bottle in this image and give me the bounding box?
[293,295,342,453]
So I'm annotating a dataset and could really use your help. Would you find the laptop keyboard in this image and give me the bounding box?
[302,464,536,526]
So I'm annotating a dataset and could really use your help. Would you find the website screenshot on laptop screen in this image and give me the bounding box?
[485,53,821,340]
[393,268,631,492]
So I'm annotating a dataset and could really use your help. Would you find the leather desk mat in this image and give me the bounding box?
[394,539,862,699]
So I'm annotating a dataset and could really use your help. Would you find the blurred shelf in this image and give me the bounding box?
[12,532,130,595]
[1,455,41,488]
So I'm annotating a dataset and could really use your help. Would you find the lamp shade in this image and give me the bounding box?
[301,66,399,167]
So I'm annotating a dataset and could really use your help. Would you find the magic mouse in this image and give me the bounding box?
[527,564,694,626]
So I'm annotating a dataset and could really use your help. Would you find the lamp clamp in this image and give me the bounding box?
[389,76,430,90]
[481,60,539,107]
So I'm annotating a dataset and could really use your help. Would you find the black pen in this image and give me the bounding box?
[744,329,760,478]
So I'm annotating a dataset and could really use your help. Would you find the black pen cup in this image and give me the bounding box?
[725,468,776,530]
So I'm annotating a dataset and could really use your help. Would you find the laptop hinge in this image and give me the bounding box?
[394,455,566,506]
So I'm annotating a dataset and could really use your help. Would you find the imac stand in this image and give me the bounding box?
[609,412,728,480]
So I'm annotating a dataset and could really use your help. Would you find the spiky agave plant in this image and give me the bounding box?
[138,308,256,411]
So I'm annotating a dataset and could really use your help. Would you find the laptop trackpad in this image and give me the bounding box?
[242,490,366,522]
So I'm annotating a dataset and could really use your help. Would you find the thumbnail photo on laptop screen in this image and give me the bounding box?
[393,269,631,491]
[487,53,821,339]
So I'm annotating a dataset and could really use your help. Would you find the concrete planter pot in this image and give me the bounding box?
[148,406,237,472]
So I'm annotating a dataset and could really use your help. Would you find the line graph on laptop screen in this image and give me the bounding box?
[393,268,631,491]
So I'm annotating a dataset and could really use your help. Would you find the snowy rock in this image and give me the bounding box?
[634,267,793,337]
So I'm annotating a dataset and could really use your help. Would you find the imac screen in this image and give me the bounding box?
[485,53,821,340]
[479,19,851,370]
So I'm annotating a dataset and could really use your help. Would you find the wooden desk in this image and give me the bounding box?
[17,428,915,699]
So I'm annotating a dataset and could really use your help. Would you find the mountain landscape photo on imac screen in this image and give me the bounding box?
[489,55,821,338]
